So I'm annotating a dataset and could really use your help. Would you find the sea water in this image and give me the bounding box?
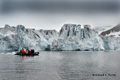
[0,51,120,80]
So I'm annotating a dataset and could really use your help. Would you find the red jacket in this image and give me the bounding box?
[22,48,25,54]
[28,50,30,53]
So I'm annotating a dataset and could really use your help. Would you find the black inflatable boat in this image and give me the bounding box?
[15,52,39,56]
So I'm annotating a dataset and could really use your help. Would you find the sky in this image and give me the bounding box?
[0,0,120,31]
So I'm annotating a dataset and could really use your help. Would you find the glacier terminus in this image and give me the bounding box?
[0,24,120,51]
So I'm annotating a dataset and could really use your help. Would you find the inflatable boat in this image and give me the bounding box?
[15,52,39,56]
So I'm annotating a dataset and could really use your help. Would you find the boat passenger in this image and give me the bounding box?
[26,49,29,54]
[30,49,34,54]
[28,49,30,53]
[33,49,34,53]
[30,49,32,53]
[22,48,25,54]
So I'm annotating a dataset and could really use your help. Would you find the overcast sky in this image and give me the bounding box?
[0,0,120,31]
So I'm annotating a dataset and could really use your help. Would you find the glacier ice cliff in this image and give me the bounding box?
[0,24,119,51]
[51,24,104,51]
[101,36,120,50]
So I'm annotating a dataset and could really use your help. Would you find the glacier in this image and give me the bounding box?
[51,24,104,51]
[0,24,120,51]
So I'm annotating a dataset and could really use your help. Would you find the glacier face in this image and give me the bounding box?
[101,36,120,50]
[51,24,104,51]
[0,24,119,51]
[0,25,49,51]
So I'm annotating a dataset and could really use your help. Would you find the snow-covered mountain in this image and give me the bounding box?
[94,26,113,35]
[0,24,120,51]
[100,24,120,37]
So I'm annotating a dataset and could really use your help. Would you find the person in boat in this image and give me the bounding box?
[25,49,30,54]
[30,49,34,54]
[25,49,28,54]
[21,48,25,54]
[28,49,30,54]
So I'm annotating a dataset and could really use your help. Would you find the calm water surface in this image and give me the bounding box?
[0,51,120,80]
